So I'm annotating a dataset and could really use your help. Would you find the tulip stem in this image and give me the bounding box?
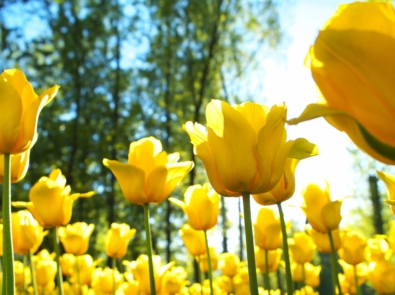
[144,203,156,295]
[29,251,38,295]
[2,153,15,295]
[277,202,294,295]
[328,230,342,295]
[241,193,259,295]
[112,257,117,295]
[353,264,361,295]
[23,254,28,294]
[264,249,271,291]
[203,230,214,295]
[53,227,64,295]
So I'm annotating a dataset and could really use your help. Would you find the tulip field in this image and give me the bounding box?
[1,1,395,295]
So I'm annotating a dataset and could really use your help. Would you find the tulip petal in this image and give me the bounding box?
[206,100,258,193]
[146,166,167,203]
[376,170,395,203]
[233,102,269,135]
[321,200,342,230]
[168,197,186,212]
[162,161,194,199]
[103,159,147,205]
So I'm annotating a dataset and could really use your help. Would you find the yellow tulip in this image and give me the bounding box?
[218,252,240,278]
[130,254,174,294]
[253,158,299,205]
[0,150,29,183]
[0,69,59,154]
[183,100,318,196]
[103,136,194,205]
[119,273,140,295]
[338,231,367,265]
[71,254,97,286]
[33,250,57,289]
[12,210,47,255]
[169,184,219,231]
[255,247,282,274]
[198,247,218,272]
[14,260,31,290]
[178,224,206,256]
[60,253,75,276]
[366,235,392,262]
[253,207,282,250]
[306,227,341,253]
[104,222,136,258]
[376,170,395,215]
[338,259,368,290]
[91,267,124,294]
[233,267,250,294]
[288,232,316,264]
[215,275,233,293]
[59,222,94,255]
[163,266,188,294]
[13,168,95,228]
[288,3,395,165]
[291,262,321,288]
[369,259,395,294]
[301,181,343,233]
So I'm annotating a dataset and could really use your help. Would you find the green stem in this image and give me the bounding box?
[264,249,271,291]
[23,254,28,294]
[53,227,64,295]
[277,202,294,294]
[328,230,342,295]
[203,230,214,295]
[353,264,361,295]
[29,251,38,295]
[241,193,259,295]
[196,255,203,295]
[112,257,117,295]
[75,256,82,295]
[143,203,156,295]
[2,153,15,295]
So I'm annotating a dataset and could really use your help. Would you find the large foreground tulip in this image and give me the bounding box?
[0,69,59,154]
[288,2,395,164]
[103,136,193,205]
[184,100,318,196]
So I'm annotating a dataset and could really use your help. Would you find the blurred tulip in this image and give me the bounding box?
[198,247,218,272]
[71,254,98,286]
[366,235,392,262]
[288,3,395,164]
[215,275,233,293]
[119,273,140,295]
[253,207,282,250]
[218,252,240,278]
[338,259,368,293]
[104,222,136,258]
[233,267,250,294]
[183,100,318,196]
[91,267,123,294]
[301,181,343,233]
[163,266,188,294]
[291,262,321,287]
[60,253,75,277]
[253,158,299,205]
[0,150,29,183]
[179,224,206,257]
[306,227,341,253]
[0,68,59,154]
[169,183,219,230]
[130,254,174,294]
[59,222,94,255]
[103,136,193,205]
[14,260,31,290]
[388,220,395,253]
[369,259,395,294]
[33,249,57,289]
[376,170,395,215]
[338,231,367,265]
[12,210,47,255]
[288,232,316,264]
[255,248,282,274]
[13,169,95,228]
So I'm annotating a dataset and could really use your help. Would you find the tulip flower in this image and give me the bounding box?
[129,254,174,295]
[119,273,140,295]
[13,168,95,228]
[179,224,206,257]
[288,2,395,164]
[253,159,299,206]
[103,136,193,205]
[0,150,30,183]
[60,253,75,277]
[58,222,95,255]
[33,250,57,289]
[232,267,250,294]
[198,247,218,272]
[0,69,59,154]
[104,223,136,258]
[369,259,395,294]
[169,184,219,231]
[72,254,98,286]
[291,262,321,288]
[253,207,282,250]
[14,260,31,291]
[306,227,341,253]
[215,275,233,294]
[288,232,316,265]
[301,181,343,233]
[338,259,368,295]
[366,235,392,262]
[12,210,47,255]
[163,266,188,294]
[218,252,240,278]
[184,100,318,197]
[91,267,124,294]
[338,231,367,265]
[255,248,282,274]
[376,170,395,215]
